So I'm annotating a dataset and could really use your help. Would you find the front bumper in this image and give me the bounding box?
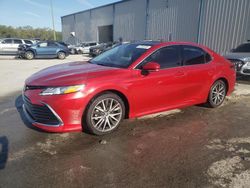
[22,89,88,132]
[229,59,250,76]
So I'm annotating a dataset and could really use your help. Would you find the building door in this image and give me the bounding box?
[98,25,113,43]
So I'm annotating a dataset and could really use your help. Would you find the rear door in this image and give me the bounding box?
[13,39,23,53]
[0,39,13,54]
[181,45,214,102]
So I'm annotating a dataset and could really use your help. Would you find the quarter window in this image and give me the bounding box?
[140,46,181,69]
[182,46,211,65]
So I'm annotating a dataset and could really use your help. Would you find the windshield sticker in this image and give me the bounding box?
[136,45,152,49]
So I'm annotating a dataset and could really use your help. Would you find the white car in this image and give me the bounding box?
[79,42,99,54]
[0,38,35,55]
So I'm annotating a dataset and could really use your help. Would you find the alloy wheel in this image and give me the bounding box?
[211,81,226,106]
[91,98,122,132]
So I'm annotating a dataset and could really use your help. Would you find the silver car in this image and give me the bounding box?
[0,38,34,55]
[224,43,250,76]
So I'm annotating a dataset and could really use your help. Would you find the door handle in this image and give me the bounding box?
[175,71,185,77]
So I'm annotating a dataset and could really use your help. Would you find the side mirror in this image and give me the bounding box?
[142,62,160,72]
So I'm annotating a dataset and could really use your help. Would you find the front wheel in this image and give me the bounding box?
[84,93,125,135]
[57,51,66,59]
[207,80,227,108]
[25,51,34,60]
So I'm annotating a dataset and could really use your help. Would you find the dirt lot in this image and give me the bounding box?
[0,56,250,188]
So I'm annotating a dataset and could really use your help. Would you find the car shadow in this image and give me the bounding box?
[15,95,45,133]
[0,136,8,170]
[237,75,250,85]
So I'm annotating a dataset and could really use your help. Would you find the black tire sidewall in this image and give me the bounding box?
[208,80,226,108]
[84,93,125,135]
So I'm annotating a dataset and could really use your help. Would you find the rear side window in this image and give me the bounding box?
[141,45,181,69]
[13,39,22,44]
[48,42,58,47]
[182,46,211,65]
[24,40,32,44]
[3,39,12,44]
[234,43,250,52]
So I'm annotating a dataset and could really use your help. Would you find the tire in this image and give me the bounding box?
[77,50,83,54]
[207,80,227,108]
[84,93,125,135]
[70,49,76,54]
[57,51,66,59]
[25,51,34,60]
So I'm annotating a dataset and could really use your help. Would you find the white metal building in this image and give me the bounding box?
[61,0,250,53]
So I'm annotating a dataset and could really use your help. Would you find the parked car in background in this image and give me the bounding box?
[80,41,98,54]
[224,42,250,76]
[18,41,70,60]
[68,43,83,54]
[22,41,235,135]
[0,38,35,55]
[89,42,113,57]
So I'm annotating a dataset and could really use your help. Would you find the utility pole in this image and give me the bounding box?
[50,0,56,41]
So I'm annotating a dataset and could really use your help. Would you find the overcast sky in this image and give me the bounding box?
[0,0,120,31]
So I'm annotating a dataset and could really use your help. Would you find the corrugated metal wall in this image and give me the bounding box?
[198,0,250,53]
[62,0,250,53]
[61,15,75,43]
[146,0,200,42]
[90,5,114,42]
[75,11,91,42]
[114,0,147,41]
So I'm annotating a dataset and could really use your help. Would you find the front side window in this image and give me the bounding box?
[24,40,32,44]
[139,46,181,69]
[234,43,250,53]
[90,43,151,68]
[182,46,211,65]
[38,42,48,47]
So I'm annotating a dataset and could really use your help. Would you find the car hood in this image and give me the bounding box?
[25,61,118,86]
[223,52,250,61]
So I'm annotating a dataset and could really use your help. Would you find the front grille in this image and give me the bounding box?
[24,85,47,91]
[243,69,250,74]
[228,59,245,71]
[23,95,60,125]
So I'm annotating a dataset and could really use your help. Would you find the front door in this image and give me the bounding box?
[130,45,187,116]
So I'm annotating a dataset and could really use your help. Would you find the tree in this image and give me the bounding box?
[0,25,62,41]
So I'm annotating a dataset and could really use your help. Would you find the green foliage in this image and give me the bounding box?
[0,25,62,41]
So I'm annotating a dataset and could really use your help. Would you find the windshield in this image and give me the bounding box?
[234,43,250,53]
[90,43,151,68]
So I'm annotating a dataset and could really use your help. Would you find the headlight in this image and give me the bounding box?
[40,85,85,96]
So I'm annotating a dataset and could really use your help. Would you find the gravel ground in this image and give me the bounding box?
[0,56,250,188]
[0,55,90,98]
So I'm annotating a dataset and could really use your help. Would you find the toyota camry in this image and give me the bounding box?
[22,41,236,135]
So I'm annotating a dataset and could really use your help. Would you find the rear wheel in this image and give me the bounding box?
[57,51,66,59]
[25,51,34,60]
[207,80,227,108]
[84,93,125,135]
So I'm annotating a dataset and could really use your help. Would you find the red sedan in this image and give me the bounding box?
[23,41,236,135]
